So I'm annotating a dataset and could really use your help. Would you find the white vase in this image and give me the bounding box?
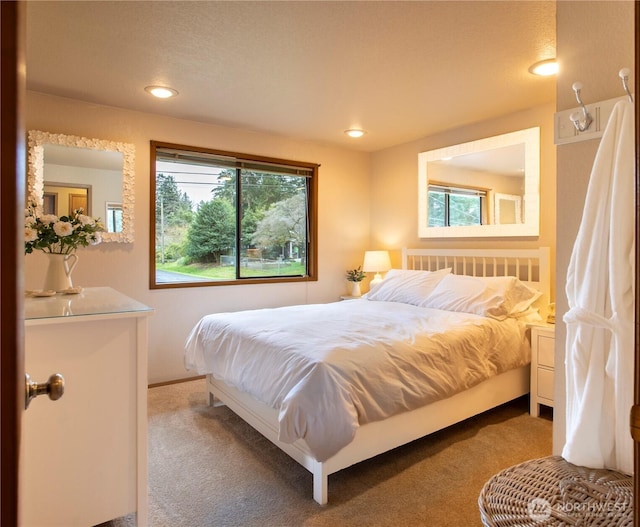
[42,253,78,292]
[350,281,362,297]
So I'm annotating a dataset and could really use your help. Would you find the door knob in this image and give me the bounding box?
[25,373,65,409]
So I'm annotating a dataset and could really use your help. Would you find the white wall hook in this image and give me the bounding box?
[570,81,593,132]
[619,68,633,102]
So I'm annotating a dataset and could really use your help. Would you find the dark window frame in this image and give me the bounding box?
[149,141,318,289]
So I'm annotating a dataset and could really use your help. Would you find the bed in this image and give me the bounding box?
[184,247,551,504]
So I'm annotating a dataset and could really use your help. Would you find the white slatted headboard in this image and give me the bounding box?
[402,247,551,316]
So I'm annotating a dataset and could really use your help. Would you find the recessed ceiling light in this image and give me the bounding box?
[145,85,179,99]
[345,129,366,138]
[528,59,558,77]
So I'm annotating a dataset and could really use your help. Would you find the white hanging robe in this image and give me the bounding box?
[563,99,635,475]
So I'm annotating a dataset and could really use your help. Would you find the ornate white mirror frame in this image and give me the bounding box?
[27,130,135,243]
[418,127,540,238]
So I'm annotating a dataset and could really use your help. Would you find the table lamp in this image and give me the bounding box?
[362,250,392,286]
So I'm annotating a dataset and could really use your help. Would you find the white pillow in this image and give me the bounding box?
[364,268,451,306]
[422,274,542,320]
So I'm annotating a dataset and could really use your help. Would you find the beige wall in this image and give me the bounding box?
[554,2,635,454]
[24,2,635,399]
[369,102,557,299]
[25,92,371,383]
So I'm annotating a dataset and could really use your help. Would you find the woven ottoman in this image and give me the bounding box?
[478,456,633,526]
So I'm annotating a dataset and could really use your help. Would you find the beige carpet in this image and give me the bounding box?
[104,378,552,527]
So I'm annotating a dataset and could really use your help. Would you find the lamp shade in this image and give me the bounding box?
[362,251,392,273]
[363,250,392,288]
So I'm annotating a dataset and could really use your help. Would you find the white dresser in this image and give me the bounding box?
[529,323,556,417]
[21,287,153,527]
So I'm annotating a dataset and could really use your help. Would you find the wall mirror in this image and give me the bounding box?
[27,130,135,243]
[418,127,540,238]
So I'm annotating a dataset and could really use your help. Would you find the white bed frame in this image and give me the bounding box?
[207,247,551,504]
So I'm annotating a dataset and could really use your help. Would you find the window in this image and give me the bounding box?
[105,202,123,233]
[427,183,487,227]
[150,142,318,288]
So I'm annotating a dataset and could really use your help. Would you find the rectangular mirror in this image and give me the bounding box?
[27,130,135,243]
[418,127,540,238]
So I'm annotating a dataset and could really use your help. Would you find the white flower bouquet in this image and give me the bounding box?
[24,203,104,255]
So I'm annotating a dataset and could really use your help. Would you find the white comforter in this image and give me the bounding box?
[184,300,529,461]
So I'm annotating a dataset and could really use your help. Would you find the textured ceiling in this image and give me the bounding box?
[26,1,556,152]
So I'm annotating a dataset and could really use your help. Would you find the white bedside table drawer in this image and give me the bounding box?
[537,335,555,368]
[529,324,555,417]
[537,368,554,401]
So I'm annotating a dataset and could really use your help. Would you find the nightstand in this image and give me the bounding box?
[529,323,555,417]
[340,295,362,301]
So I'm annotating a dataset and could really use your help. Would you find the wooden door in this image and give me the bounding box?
[0,2,26,527]
[69,192,88,215]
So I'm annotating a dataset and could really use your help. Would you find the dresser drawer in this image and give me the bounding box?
[537,367,554,401]
[537,335,555,368]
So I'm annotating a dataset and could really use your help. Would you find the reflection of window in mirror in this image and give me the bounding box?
[427,182,489,227]
[106,202,123,233]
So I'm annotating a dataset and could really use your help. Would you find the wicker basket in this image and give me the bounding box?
[478,456,633,526]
